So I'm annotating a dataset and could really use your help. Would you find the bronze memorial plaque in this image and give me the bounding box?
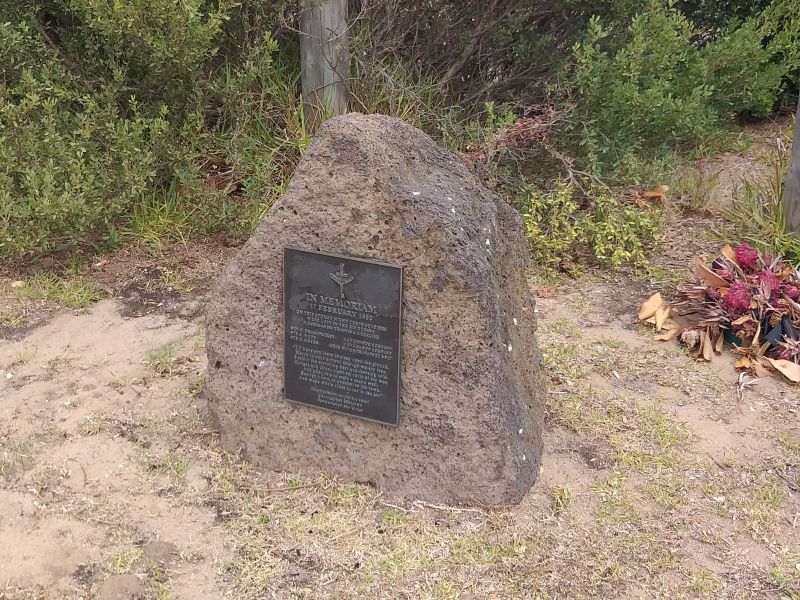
[283,248,403,425]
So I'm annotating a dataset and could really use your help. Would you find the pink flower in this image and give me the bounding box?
[735,243,759,271]
[785,285,799,300]
[724,282,752,312]
[757,269,781,297]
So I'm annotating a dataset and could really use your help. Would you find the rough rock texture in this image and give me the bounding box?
[206,113,545,505]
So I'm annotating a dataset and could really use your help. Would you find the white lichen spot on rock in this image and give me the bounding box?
[513,317,518,325]
[485,239,490,246]
[412,191,421,196]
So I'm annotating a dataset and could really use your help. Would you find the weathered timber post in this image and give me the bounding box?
[299,0,349,131]
[784,96,800,234]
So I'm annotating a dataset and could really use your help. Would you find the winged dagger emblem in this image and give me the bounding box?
[329,263,353,298]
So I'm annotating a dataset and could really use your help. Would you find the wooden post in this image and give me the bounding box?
[784,96,800,234]
[299,0,349,132]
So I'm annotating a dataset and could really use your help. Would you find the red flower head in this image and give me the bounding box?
[724,282,752,313]
[735,243,759,271]
[784,285,800,300]
[757,269,781,298]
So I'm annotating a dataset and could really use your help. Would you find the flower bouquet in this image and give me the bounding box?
[640,244,800,382]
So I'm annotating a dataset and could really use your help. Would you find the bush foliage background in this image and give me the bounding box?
[0,0,797,264]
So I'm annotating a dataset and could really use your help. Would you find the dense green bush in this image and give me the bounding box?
[557,4,783,181]
[0,0,795,261]
[0,0,299,258]
[2,0,237,111]
[515,183,658,273]
[759,0,800,84]
[0,21,167,256]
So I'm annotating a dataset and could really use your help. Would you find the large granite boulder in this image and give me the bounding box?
[206,113,545,505]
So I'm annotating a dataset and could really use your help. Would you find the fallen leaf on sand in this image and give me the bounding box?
[714,331,724,353]
[695,257,728,290]
[654,304,670,332]
[753,360,771,379]
[10,280,25,288]
[735,356,751,369]
[639,293,662,321]
[701,329,714,361]
[764,358,800,383]
[655,326,680,341]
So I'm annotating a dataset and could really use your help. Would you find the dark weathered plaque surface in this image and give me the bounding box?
[283,248,402,425]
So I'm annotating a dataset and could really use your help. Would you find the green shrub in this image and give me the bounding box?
[0,0,793,261]
[0,1,300,258]
[759,0,800,83]
[700,21,783,117]
[0,22,168,256]
[515,182,658,273]
[557,4,783,182]
[2,0,236,111]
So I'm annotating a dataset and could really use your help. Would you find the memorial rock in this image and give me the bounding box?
[206,113,545,505]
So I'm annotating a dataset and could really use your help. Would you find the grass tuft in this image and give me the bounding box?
[550,485,575,516]
[10,273,102,309]
[722,132,800,266]
[145,343,179,375]
[108,548,143,575]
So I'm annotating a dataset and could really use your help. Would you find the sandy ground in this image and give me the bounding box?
[1,144,799,599]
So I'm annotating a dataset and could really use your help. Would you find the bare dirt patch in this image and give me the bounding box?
[0,236,240,341]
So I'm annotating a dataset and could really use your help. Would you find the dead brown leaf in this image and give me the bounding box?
[695,257,728,290]
[641,185,669,199]
[639,293,663,321]
[714,331,724,353]
[753,359,772,378]
[654,304,670,332]
[696,330,706,360]
[702,329,715,361]
[721,244,736,263]
[655,327,680,341]
[752,322,762,349]
[764,358,800,383]
[735,356,751,369]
